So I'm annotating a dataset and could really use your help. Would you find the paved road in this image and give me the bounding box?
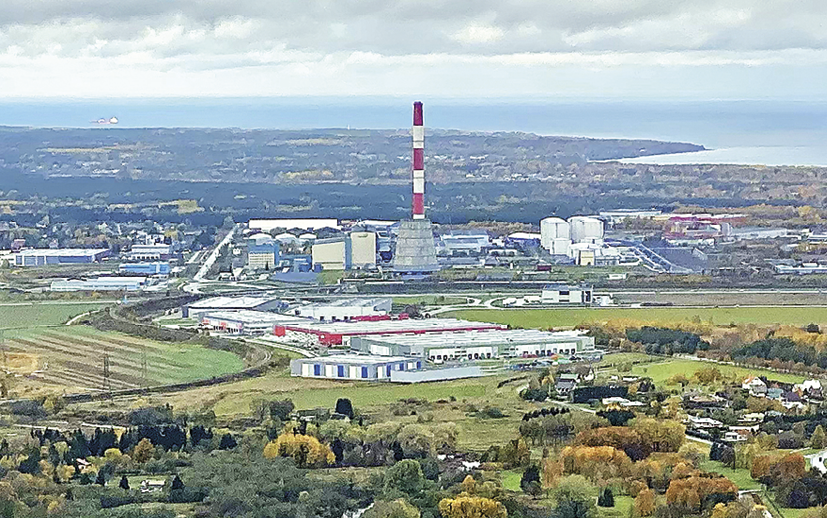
[193,225,238,283]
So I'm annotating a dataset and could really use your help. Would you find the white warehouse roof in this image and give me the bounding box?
[353,329,592,348]
[296,354,411,365]
[188,296,279,309]
[201,310,306,325]
[281,318,505,335]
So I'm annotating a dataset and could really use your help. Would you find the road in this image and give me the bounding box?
[191,224,239,284]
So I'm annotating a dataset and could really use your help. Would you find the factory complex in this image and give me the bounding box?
[199,310,306,335]
[290,297,392,321]
[182,296,286,319]
[349,329,596,362]
[275,318,506,346]
[15,248,109,267]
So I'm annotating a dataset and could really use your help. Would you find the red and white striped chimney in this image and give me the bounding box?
[412,101,425,220]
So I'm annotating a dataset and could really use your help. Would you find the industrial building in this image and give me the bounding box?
[291,298,392,321]
[118,262,170,276]
[182,296,285,319]
[247,234,279,270]
[540,217,571,256]
[436,233,491,256]
[541,283,594,305]
[127,244,172,261]
[249,219,340,232]
[275,318,507,346]
[349,329,595,361]
[312,232,376,271]
[200,310,307,335]
[51,277,147,292]
[15,248,109,267]
[569,216,605,244]
[290,354,421,381]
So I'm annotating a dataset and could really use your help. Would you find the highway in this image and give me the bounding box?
[187,224,239,290]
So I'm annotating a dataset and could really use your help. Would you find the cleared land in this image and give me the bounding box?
[620,358,806,385]
[5,326,244,392]
[448,307,827,328]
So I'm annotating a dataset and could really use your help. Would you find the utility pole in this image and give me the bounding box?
[103,353,111,394]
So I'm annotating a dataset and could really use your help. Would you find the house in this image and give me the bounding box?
[767,388,783,400]
[556,374,579,395]
[742,376,767,396]
[686,415,724,429]
[795,379,823,399]
[739,412,764,425]
[722,430,750,443]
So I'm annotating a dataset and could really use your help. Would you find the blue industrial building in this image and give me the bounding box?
[118,262,170,276]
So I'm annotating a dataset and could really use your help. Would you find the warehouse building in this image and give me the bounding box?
[15,248,109,267]
[541,283,594,305]
[183,296,286,319]
[276,318,507,346]
[51,277,147,292]
[350,329,595,361]
[291,298,392,321]
[200,310,307,335]
[290,354,421,380]
[119,262,170,276]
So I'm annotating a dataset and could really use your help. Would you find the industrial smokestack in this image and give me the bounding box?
[412,101,425,220]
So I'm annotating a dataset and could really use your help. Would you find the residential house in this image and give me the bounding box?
[742,376,767,396]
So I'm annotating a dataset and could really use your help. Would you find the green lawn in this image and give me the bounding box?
[628,359,806,385]
[501,470,522,492]
[447,307,827,329]
[700,460,761,491]
[598,496,634,518]
[0,302,110,328]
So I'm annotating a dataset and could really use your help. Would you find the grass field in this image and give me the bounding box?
[700,460,761,491]
[625,359,806,385]
[447,307,827,329]
[4,326,245,392]
[0,302,109,328]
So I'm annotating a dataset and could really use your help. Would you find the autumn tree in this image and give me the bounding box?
[635,488,656,517]
[812,425,827,449]
[438,496,507,518]
[263,434,335,468]
[132,438,154,464]
[364,499,421,518]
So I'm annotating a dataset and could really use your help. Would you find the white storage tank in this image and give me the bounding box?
[551,238,571,256]
[569,216,604,244]
[540,217,570,251]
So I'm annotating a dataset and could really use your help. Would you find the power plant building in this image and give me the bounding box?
[349,232,377,269]
[569,216,604,244]
[540,217,571,255]
[349,329,596,362]
[249,219,340,232]
[312,232,376,271]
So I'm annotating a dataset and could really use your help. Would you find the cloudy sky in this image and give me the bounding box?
[1,0,825,99]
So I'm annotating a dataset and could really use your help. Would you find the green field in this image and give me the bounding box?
[5,326,245,392]
[0,302,110,328]
[700,460,761,491]
[625,358,806,385]
[448,306,827,328]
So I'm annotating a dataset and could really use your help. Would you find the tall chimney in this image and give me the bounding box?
[412,101,425,220]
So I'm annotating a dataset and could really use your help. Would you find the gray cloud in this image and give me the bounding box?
[0,0,825,98]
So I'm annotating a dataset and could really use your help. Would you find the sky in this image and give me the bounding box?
[1,0,826,99]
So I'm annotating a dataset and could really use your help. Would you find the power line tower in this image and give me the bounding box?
[103,353,111,394]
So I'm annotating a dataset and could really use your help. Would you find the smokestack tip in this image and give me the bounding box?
[413,101,423,126]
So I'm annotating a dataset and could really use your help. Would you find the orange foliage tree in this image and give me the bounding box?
[665,476,738,513]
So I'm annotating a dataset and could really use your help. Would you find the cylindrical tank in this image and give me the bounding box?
[569,216,604,244]
[540,217,570,251]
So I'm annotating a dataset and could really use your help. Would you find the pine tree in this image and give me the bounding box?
[119,475,130,490]
[219,433,237,450]
[171,475,184,491]
[598,487,615,507]
[95,470,106,486]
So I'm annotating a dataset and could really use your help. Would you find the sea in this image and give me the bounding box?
[1,98,827,166]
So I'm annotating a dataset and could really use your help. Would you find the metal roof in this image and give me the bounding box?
[188,296,279,309]
[354,329,591,347]
[283,318,504,335]
[295,354,411,365]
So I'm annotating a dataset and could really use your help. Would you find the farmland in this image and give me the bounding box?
[0,302,110,328]
[4,326,244,394]
[447,306,827,328]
